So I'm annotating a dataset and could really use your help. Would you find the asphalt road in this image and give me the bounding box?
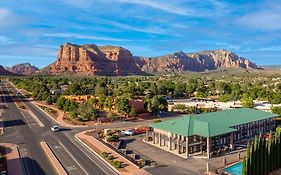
[0,81,118,175]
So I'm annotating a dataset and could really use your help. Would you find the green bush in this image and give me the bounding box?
[153,119,162,123]
[112,160,122,169]
[107,135,119,142]
[101,152,108,158]
[107,155,113,161]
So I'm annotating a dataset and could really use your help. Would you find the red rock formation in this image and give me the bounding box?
[0,65,14,75]
[6,63,39,75]
[135,49,258,73]
[46,43,144,76]
[42,43,258,75]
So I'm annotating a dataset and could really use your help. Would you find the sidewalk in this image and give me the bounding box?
[0,143,24,175]
[76,131,150,175]
[32,101,85,128]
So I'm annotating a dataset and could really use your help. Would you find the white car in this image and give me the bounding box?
[51,126,60,132]
[121,129,135,136]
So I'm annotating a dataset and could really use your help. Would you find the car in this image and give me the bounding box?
[51,125,60,132]
[121,129,135,136]
[133,129,142,135]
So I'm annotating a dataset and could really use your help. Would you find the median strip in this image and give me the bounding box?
[28,110,45,127]
[40,142,68,175]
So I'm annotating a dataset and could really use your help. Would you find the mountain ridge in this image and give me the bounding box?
[6,63,39,75]
[39,42,258,76]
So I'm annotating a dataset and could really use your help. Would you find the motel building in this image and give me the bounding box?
[145,108,277,159]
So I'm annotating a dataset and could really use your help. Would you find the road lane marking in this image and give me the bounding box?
[58,141,89,175]
[54,145,63,149]
[73,136,119,175]
[20,111,32,128]
[40,141,68,175]
[66,166,77,171]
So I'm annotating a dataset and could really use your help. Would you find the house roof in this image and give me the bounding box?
[150,108,277,137]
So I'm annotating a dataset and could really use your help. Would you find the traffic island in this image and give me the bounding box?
[40,142,67,175]
[76,131,150,175]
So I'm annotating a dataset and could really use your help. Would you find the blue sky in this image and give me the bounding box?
[0,0,281,68]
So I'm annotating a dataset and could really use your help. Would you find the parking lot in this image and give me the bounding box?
[120,134,208,175]
[119,133,246,175]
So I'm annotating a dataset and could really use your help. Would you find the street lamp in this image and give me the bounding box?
[95,122,98,138]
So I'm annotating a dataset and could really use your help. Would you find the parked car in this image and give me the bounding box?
[133,129,142,135]
[264,133,270,140]
[121,129,135,136]
[51,125,60,132]
[137,126,150,133]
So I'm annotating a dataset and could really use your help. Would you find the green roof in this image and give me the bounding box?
[150,108,277,137]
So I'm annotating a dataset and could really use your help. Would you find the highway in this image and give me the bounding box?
[0,81,119,175]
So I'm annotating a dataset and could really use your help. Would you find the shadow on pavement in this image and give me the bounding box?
[21,157,47,175]
[59,128,71,132]
[3,119,26,127]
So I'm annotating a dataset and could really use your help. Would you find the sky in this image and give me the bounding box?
[0,0,281,68]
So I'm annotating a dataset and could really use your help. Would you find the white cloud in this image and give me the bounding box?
[58,0,93,9]
[237,2,281,31]
[0,35,17,44]
[0,8,10,20]
[106,20,168,34]
[43,33,131,42]
[256,46,281,52]
[0,7,26,29]
[113,0,190,16]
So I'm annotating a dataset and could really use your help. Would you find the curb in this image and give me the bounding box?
[32,101,87,128]
[31,102,58,124]
[27,110,45,127]
[12,89,45,127]
[74,134,120,175]
[40,142,68,175]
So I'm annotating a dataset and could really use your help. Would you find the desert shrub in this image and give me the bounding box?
[107,135,119,142]
[112,160,122,169]
[153,119,162,123]
[107,155,113,161]
[101,152,108,158]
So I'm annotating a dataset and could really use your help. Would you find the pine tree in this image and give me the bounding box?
[242,158,247,175]
[246,142,251,174]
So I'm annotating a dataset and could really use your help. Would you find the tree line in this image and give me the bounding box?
[242,127,281,175]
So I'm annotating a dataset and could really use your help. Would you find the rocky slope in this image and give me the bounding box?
[42,43,258,76]
[135,49,258,73]
[6,63,39,75]
[44,43,145,76]
[0,65,14,75]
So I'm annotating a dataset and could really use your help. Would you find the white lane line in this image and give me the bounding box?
[72,136,118,175]
[20,111,32,128]
[27,110,45,127]
[58,141,89,175]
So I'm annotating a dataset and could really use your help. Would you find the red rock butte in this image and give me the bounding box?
[47,43,145,76]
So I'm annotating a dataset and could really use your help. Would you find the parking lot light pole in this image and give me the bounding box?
[95,122,98,138]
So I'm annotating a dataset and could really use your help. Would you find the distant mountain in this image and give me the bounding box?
[40,42,145,76]
[39,42,258,76]
[6,63,39,75]
[0,65,14,75]
[135,49,258,73]
[260,65,281,69]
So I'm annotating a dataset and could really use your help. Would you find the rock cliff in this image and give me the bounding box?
[42,43,258,75]
[45,43,144,76]
[6,63,39,75]
[135,49,258,73]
